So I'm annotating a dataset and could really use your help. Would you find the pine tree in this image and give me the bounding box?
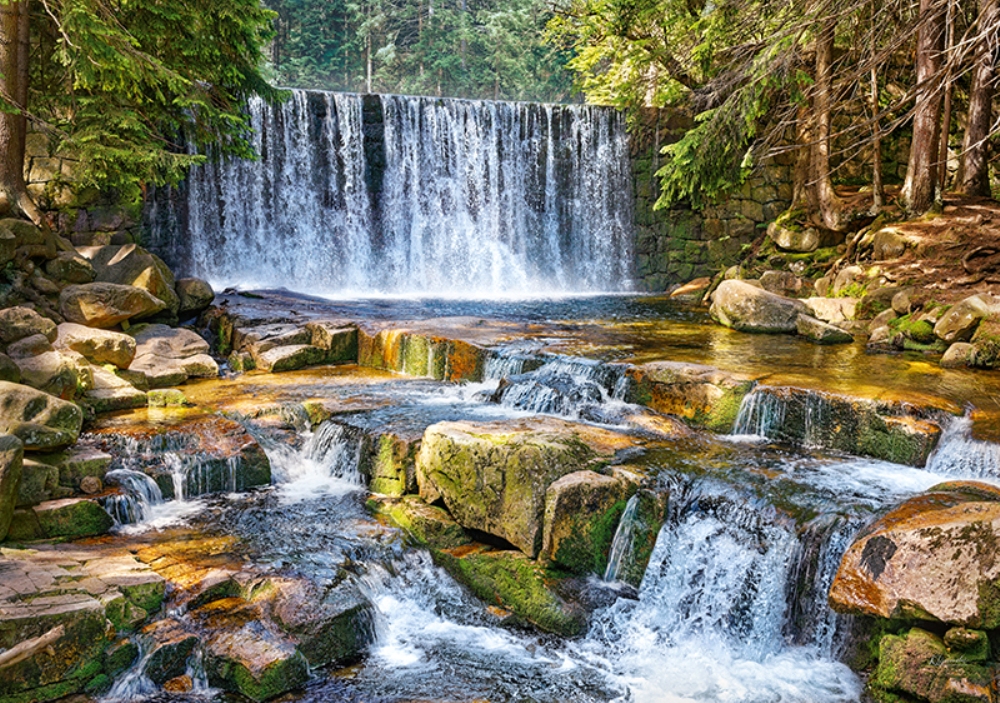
[0,0,282,223]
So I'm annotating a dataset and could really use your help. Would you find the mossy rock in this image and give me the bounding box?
[871,627,995,703]
[147,389,191,408]
[34,497,113,538]
[970,316,1000,369]
[371,495,471,550]
[415,418,638,558]
[365,432,419,496]
[433,547,586,636]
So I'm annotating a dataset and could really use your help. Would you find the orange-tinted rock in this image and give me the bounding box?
[830,482,1000,628]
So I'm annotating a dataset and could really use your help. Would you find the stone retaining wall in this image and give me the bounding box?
[630,109,794,292]
[23,131,142,247]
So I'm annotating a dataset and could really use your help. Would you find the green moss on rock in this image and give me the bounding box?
[433,548,585,636]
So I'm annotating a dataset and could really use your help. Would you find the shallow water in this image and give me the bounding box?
[98,322,1000,703]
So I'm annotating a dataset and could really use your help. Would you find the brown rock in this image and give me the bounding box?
[13,351,79,399]
[78,244,180,316]
[54,322,136,368]
[175,277,214,317]
[59,282,166,328]
[0,381,82,450]
[0,306,57,345]
[709,280,807,334]
[830,481,1000,628]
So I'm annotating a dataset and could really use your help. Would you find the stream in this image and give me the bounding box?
[95,321,1000,703]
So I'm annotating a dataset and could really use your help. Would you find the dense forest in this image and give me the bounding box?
[263,0,574,102]
[0,0,997,230]
[551,0,1000,219]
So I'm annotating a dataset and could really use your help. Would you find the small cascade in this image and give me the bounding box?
[926,413,1000,479]
[266,420,365,502]
[101,469,165,525]
[603,493,641,583]
[103,640,158,701]
[146,91,634,297]
[584,486,862,703]
[732,387,788,439]
[304,421,364,485]
[784,514,864,657]
[483,350,529,381]
[491,356,631,420]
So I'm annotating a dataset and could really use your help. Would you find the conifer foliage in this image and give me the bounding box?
[0,0,283,222]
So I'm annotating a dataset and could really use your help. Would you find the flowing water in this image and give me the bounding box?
[94,355,1000,703]
[125,88,1000,702]
[146,91,633,297]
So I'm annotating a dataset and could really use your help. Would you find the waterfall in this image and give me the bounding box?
[925,413,1000,479]
[265,420,365,502]
[101,469,164,525]
[146,91,634,298]
[603,494,641,583]
[583,489,863,703]
[732,387,788,439]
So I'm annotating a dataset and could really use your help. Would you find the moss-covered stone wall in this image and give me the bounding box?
[23,131,142,246]
[629,108,794,292]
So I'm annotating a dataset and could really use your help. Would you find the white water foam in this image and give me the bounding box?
[266,421,365,503]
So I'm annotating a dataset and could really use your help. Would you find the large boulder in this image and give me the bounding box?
[128,324,218,387]
[0,306,57,346]
[78,244,180,317]
[830,481,1000,628]
[14,350,79,399]
[54,322,136,369]
[0,434,24,540]
[934,294,998,344]
[415,418,638,557]
[175,277,214,317]
[0,380,83,450]
[60,282,166,328]
[709,279,807,334]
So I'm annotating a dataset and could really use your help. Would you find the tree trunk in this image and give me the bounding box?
[870,62,884,211]
[811,18,844,230]
[902,0,945,214]
[0,0,41,224]
[959,0,998,197]
[937,0,955,193]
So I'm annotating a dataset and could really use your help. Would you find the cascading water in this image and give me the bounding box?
[264,420,365,502]
[101,469,165,525]
[603,493,641,583]
[926,413,1000,478]
[145,91,634,297]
